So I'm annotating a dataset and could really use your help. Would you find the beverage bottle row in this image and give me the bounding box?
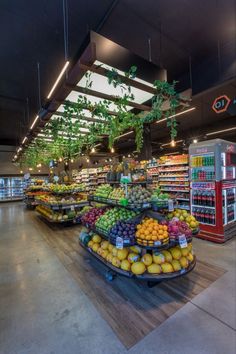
[226,189,235,205]
[192,208,215,225]
[191,155,214,167]
[227,206,235,222]
[192,190,215,207]
[191,169,215,181]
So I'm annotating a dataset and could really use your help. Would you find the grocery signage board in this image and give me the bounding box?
[212,95,230,113]
[191,182,215,190]
[212,95,236,115]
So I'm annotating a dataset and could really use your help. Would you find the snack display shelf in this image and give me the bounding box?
[159,184,189,187]
[159,168,189,172]
[107,181,151,185]
[80,242,196,284]
[158,162,188,166]
[160,189,189,193]
[159,177,189,180]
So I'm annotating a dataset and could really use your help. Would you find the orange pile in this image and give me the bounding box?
[135,217,169,242]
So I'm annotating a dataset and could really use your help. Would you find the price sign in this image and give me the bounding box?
[168,199,174,211]
[116,237,123,249]
[71,206,75,211]
[179,234,187,248]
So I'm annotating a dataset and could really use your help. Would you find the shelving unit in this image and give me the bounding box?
[157,154,190,210]
[189,139,236,243]
[0,177,25,202]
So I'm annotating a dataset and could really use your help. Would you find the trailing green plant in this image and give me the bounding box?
[19,65,183,167]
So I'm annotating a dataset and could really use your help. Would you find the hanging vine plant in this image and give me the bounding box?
[19,64,184,168]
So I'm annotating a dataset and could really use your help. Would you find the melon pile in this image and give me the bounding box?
[85,233,194,276]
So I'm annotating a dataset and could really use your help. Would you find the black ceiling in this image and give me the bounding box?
[0,0,235,148]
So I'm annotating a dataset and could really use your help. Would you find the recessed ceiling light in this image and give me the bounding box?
[193,139,198,144]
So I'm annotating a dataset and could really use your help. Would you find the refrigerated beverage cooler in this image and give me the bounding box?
[189,139,236,243]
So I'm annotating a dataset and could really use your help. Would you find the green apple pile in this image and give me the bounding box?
[94,184,113,198]
[95,207,138,231]
[127,185,152,206]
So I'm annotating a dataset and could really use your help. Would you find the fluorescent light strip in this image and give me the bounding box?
[22,137,28,144]
[47,61,69,99]
[206,127,236,136]
[156,107,196,124]
[161,139,183,147]
[115,131,134,140]
[30,115,39,130]
[164,151,180,156]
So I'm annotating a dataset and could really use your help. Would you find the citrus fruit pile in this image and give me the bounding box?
[83,232,194,276]
[135,217,169,246]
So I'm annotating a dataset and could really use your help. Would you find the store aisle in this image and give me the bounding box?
[0,203,235,354]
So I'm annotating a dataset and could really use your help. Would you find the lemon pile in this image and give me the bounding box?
[87,234,194,276]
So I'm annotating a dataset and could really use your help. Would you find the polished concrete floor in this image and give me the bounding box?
[0,202,235,354]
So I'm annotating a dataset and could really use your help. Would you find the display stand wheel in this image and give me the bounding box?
[106,270,116,282]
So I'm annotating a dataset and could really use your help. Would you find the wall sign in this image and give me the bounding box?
[212,95,231,113]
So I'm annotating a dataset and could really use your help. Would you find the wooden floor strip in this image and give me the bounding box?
[34,215,226,349]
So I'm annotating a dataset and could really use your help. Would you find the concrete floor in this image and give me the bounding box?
[0,202,235,354]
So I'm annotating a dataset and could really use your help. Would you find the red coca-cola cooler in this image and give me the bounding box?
[189,139,236,243]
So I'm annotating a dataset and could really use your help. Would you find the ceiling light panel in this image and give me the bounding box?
[77,71,153,106]
[94,60,154,87]
[56,106,105,120]
[66,91,133,112]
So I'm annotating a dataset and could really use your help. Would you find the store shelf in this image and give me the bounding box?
[192,205,215,209]
[176,197,189,201]
[159,184,189,187]
[159,162,188,166]
[160,189,189,193]
[175,205,190,210]
[159,167,189,172]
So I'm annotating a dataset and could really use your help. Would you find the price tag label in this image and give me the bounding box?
[143,203,150,208]
[116,237,124,249]
[179,234,187,248]
[168,199,174,211]
[71,206,75,211]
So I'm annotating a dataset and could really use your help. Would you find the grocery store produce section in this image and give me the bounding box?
[79,182,198,285]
